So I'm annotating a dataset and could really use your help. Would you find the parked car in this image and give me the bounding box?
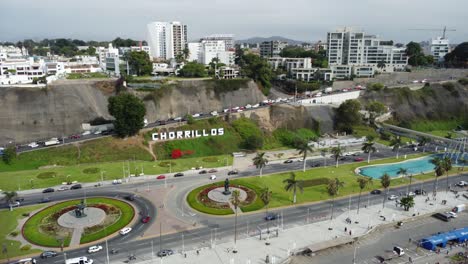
[42,188,55,193]
[228,170,238,175]
[406,192,416,197]
[112,179,122,184]
[156,175,166,180]
[157,249,174,257]
[284,159,294,164]
[388,195,399,200]
[210,175,217,180]
[198,170,207,174]
[208,169,217,173]
[370,189,382,195]
[446,211,457,218]
[265,213,280,221]
[456,181,468,187]
[119,227,132,235]
[141,216,151,223]
[354,157,364,162]
[57,186,69,192]
[174,173,184,177]
[40,251,58,259]
[70,184,82,190]
[87,245,103,253]
[414,189,426,195]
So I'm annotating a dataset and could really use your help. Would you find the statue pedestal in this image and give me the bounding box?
[222,190,232,195]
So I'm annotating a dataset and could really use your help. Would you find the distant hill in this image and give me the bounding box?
[236,36,307,45]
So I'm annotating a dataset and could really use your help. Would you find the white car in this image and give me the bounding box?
[245,104,252,109]
[57,186,69,192]
[252,104,260,108]
[388,195,399,200]
[82,131,91,136]
[87,245,103,253]
[210,111,218,116]
[456,181,467,187]
[232,106,240,110]
[28,142,39,148]
[407,192,416,197]
[119,227,132,235]
[223,109,230,113]
[94,130,101,135]
[447,212,457,218]
[192,113,200,118]
[210,175,217,180]
[112,179,122,185]
[8,201,20,208]
[173,117,182,121]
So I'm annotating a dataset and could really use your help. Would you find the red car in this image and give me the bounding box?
[354,157,364,162]
[141,216,151,223]
[156,175,166,180]
[208,169,217,173]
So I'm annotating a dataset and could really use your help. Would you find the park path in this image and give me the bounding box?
[69,228,83,247]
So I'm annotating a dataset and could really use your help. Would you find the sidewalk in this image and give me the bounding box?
[132,192,467,264]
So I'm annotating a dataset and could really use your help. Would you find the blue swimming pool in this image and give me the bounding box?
[358,154,466,179]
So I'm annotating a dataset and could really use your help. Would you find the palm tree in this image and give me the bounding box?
[283,172,304,204]
[356,177,372,214]
[397,168,410,195]
[377,60,386,70]
[327,178,344,222]
[260,187,273,231]
[296,139,313,172]
[330,145,344,168]
[361,138,377,164]
[253,152,268,177]
[441,156,452,193]
[400,196,415,211]
[418,137,430,153]
[230,190,241,252]
[430,156,445,196]
[2,191,18,211]
[390,136,402,159]
[380,173,391,209]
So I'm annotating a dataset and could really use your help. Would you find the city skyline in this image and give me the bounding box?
[0,0,466,43]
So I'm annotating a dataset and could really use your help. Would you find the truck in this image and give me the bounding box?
[44,139,60,146]
[324,87,333,93]
[378,246,405,262]
[452,204,466,213]
[65,256,93,264]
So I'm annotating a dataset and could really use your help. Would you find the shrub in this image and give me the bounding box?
[83,167,100,174]
[369,83,384,91]
[20,245,32,251]
[37,172,57,179]
[171,149,183,159]
[10,231,19,237]
[458,78,468,85]
[303,178,329,187]
[22,212,30,217]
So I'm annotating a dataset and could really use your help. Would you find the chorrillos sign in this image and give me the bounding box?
[152,128,224,141]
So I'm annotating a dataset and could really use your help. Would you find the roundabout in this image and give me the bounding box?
[22,197,135,247]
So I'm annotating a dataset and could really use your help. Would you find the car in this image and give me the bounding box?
[40,251,58,259]
[173,117,182,121]
[388,195,399,200]
[284,159,294,164]
[42,188,55,193]
[265,213,280,221]
[354,157,364,162]
[87,245,103,253]
[228,170,238,175]
[208,169,217,173]
[156,249,174,257]
[252,104,260,108]
[119,227,132,235]
[370,189,382,195]
[28,142,39,148]
[393,246,405,256]
[192,113,200,118]
[414,189,426,195]
[124,194,137,201]
[447,212,457,218]
[141,216,151,223]
[210,175,217,180]
[57,186,69,192]
[198,170,207,174]
[210,111,218,116]
[406,192,416,197]
[40,197,51,203]
[82,131,91,136]
[156,175,166,180]
[456,181,468,187]
[339,156,347,161]
[70,184,82,190]
[174,172,184,177]
[112,179,122,184]
[8,201,21,208]
[94,130,102,135]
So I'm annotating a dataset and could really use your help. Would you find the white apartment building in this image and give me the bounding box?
[327,28,408,79]
[0,45,28,60]
[146,21,188,60]
[201,34,235,50]
[430,37,450,62]
[260,41,288,57]
[0,58,46,84]
[188,40,235,66]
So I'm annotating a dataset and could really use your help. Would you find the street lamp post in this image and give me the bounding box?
[353,244,359,264]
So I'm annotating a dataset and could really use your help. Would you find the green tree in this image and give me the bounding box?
[330,144,344,168]
[253,152,268,176]
[326,178,344,222]
[397,168,411,195]
[334,99,362,133]
[295,138,314,172]
[356,177,372,214]
[230,189,241,252]
[406,42,431,66]
[366,101,386,125]
[441,156,452,193]
[380,173,391,209]
[127,51,152,76]
[108,93,146,137]
[444,42,468,68]
[2,191,18,211]
[260,187,273,231]
[86,46,96,56]
[400,196,415,211]
[377,60,386,70]
[390,136,402,159]
[2,146,16,165]
[430,156,445,196]
[283,172,304,204]
[179,61,207,77]
[361,138,376,164]
[239,53,273,95]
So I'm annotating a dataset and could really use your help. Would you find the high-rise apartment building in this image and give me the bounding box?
[201,34,235,50]
[430,37,450,62]
[326,28,407,78]
[260,41,288,57]
[146,21,188,60]
[188,35,235,66]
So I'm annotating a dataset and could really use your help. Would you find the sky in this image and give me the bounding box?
[0,0,467,44]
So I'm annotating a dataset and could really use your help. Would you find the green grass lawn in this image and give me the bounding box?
[0,205,45,260]
[0,155,233,191]
[66,72,109,79]
[188,153,440,214]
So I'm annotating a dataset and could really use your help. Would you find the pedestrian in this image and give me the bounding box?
[345,227,347,232]
[184,253,187,258]
[349,230,352,236]
[196,249,200,255]
[265,254,270,264]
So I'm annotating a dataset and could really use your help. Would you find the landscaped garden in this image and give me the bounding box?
[187,153,460,215]
[22,197,134,247]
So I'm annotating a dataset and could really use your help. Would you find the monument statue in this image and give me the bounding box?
[222,178,231,195]
[74,199,87,218]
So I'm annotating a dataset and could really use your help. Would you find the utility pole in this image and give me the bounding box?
[151,240,154,259]
[105,239,110,264]
[159,222,162,255]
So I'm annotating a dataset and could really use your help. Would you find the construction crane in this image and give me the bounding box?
[409,26,456,39]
